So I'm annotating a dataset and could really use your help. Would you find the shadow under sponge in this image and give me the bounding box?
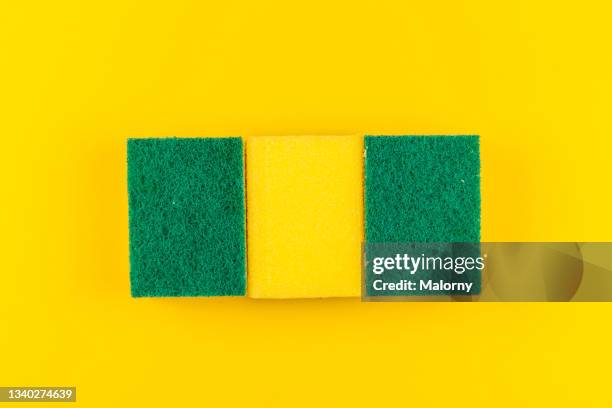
[128,138,246,297]
[364,135,481,243]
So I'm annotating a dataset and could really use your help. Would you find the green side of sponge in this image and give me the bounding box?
[128,137,246,297]
[364,135,481,296]
[364,135,481,243]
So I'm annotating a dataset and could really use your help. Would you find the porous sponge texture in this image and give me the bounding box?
[364,135,481,242]
[247,135,363,298]
[128,137,246,297]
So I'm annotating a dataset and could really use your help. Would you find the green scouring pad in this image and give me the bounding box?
[128,137,246,297]
[364,135,480,242]
[364,136,481,295]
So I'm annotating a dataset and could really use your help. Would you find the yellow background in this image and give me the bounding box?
[1,0,611,406]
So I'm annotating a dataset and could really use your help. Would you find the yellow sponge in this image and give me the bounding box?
[247,135,363,298]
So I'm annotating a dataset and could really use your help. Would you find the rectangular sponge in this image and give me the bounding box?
[247,135,363,298]
[364,135,480,242]
[128,137,246,297]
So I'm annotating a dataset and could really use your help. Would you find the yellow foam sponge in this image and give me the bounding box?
[247,135,363,298]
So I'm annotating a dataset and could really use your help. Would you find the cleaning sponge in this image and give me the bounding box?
[364,135,481,296]
[247,135,363,298]
[128,137,246,297]
[364,135,481,243]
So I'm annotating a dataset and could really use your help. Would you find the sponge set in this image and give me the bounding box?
[128,135,480,298]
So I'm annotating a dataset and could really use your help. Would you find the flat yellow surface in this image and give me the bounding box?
[247,135,362,298]
[1,0,612,406]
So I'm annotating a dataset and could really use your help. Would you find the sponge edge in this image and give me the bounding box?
[364,135,481,242]
[247,135,363,298]
[128,137,246,297]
